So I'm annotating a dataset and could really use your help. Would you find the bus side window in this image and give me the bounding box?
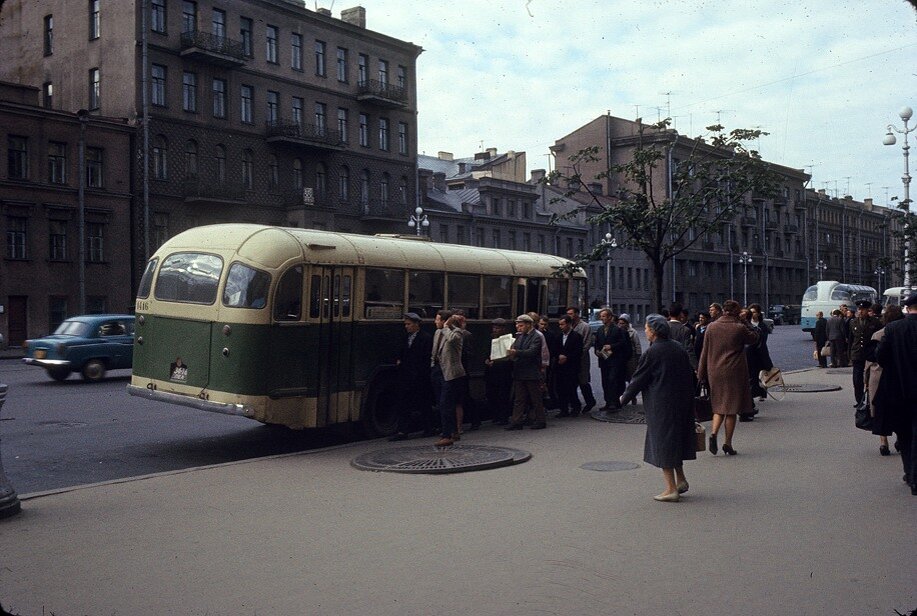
[309,275,322,319]
[483,275,511,320]
[547,279,568,317]
[274,265,303,321]
[408,271,444,319]
[363,268,404,319]
[323,275,331,318]
[447,274,480,319]
[342,275,352,317]
[333,274,341,317]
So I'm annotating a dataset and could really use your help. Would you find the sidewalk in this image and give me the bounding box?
[0,368,914,616]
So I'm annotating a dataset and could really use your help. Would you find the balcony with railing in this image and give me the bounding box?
[356,79,408,108]
[182,178,247,203]
[265,120,345,151]
[741,215,757,227]
[360,199,408,221]
[283,188,338,210]
[180,30,246,66]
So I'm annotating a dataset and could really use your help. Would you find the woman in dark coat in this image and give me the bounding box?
[620,314,697,502]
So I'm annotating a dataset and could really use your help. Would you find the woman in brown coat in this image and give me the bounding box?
[697,300,758,455]
[864,305,904,456]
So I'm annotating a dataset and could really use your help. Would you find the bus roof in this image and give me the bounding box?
[156,224,587,278]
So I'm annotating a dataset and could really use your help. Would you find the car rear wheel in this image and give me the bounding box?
[82,359,107,382]
[46,366,70,382]
[360,372,400,437]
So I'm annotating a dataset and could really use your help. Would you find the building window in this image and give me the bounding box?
[380,173,390,206]
[212,78,226,118]
[339,166,350,201]
[211,8,225,38]
[43,82,53,109]
[291,33,302,70]
[292,97,303,126]
[397,65,406,89]
[240,85,253,123]
[337,47,348,82]
[508,230,517,250]
[44,14,54,55]
[48,142,67,184]
[152,135,168,180]
[523,232,531,251]
[87,222,104,262]
[292,159,303,189]
[265,25,278,63]
[268,155,279,190]
[7,136,28,180]
[151,64,167,106]
[378,118,389,151]
[182,1,197,33]
[215,145,226,182]
[315,162,327,199]
[182,72,197,112]
[267,91,279,124]
[314,102,326,135]
[507,199,516,217]
[398,122,408,155]
[239,16,252,56]
[6,217,27,259]
[86,147,103,187]
[88,68,100,110]
[153,213,169,248]
[89,0,100,39]
[337,108,348,142]
[241,149,254,189]
[151,0,166,33]
[378,59,389,86]
[358,53,368,86]
[399,176,408,205]
[49,220,68,261]
[49,297,68,331]
[184,140,198,178]
[360,169,370,206]
[359,113,369,147]
[492,229,500,248]
[314,40,326,76]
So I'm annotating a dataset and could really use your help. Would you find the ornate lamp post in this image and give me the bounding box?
[738,251,752,306]
[603,232,618,308]
[883,105,913,288]
[816,259,827,281]
[873,266,885,294]
[407,205,429,237]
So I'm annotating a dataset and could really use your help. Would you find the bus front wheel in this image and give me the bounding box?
[361,374,400,437]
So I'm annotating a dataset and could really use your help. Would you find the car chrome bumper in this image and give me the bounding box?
[22,358,72,369]
[127,384,255,418]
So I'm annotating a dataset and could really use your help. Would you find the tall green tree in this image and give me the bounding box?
[546,119,780,310]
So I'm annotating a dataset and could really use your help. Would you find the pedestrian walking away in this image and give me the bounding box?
[863,305,904,457]
[849,299,882,410]
[826,309,848,368]
[812,311,828,368]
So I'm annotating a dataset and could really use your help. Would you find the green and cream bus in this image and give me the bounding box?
[128,224,586,433]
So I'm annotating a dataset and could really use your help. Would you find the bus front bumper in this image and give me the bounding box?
[127,384,256,418]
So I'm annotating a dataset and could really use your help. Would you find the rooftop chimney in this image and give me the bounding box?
[530,169,546,183]
[437,151,453,161]
[316,7,331,16]
[486,147,497,158]
[341,6,366,28]
[433,172,446,192]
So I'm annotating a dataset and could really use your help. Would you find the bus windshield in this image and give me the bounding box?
[802,285,818,301]
[154,253,223,304]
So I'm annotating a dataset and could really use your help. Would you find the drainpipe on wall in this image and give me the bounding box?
[78,109,88,314]
[141,0,150,261]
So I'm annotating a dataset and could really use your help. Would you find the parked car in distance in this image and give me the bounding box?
[23,314,135,382]
[768,304,800,326]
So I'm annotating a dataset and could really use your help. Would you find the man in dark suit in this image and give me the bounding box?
[389,313,434,441]
[554,315,584,417]
[505,314,546,430]
[812,311,828,368]
[593,308,631,410]
[875,292,917,496]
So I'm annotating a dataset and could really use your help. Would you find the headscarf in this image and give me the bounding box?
[645,313,671,339]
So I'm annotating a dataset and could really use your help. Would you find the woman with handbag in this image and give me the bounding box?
[864,305,904,456]
[619,314,697,502]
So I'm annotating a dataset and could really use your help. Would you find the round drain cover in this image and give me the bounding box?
[580,461,641,472]
[590,407,646,424]
[783,383,842,393]
[352,444,532,474]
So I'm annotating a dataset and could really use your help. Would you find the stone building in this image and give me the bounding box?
[0,81,133,344]
[0,0,422,284]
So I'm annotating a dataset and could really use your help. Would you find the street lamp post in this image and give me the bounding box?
[873,266,885,294]
[603,232,617,308]
[407,205,429,237]
[883,105,913,288]
[738,251,752,306]
[816,259,827,281]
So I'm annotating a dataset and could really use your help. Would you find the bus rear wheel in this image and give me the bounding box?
[361,373,400,438]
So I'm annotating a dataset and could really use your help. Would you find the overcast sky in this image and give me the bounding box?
[347,0,916,207]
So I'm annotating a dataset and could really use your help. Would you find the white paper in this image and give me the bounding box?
[490,333,515,360]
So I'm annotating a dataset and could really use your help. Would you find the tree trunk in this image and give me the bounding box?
[651,258,666,313]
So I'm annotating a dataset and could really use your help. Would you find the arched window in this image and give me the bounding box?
[215,144,226,183]
[360,169,370,207]
[152,135,168,180]
[292,158,303,189]
[241,149,254,189]
[399,175,408,205]
[380,172,390,206]
[185,140,198,179]
[268,154,279,189]
[315,162,327,199]
[339,165,350,202]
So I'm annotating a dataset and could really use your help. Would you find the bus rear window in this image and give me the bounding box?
[154,253,223,304]
[223,262,271,309]
[802,285,818,302]
[137,258,158,299]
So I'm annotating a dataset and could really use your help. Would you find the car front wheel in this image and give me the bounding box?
[82,359,107,382]
[46,366,71,382]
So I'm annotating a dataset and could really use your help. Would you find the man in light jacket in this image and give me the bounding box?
[430,309,465,446]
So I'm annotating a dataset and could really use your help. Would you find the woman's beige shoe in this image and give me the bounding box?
[653,492,680,502]
[676,481,689,494]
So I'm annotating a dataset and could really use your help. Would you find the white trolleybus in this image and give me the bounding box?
[800,280,877,332]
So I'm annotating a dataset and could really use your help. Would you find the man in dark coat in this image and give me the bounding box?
[485,318,514,425]
[553,315,583,417]
[874,292,917,495]
[849,299,883,409]
[506,314,546,430]
[668,302,698,370]
[812,311,828,368]
[826,309,848,368]
[593,308,631,410]
[389,313,434,440]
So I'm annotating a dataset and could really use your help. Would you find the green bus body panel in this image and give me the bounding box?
[133,316,213,388]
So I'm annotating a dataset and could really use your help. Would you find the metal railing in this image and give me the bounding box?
[180,30,245,61]
[356,79,407,105]
[265,120,344,147]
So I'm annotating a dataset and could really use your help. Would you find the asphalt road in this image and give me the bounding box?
[0,324,818,495]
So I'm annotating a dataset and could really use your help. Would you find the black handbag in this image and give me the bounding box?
[854,403,872,431]
[694,383,713,422]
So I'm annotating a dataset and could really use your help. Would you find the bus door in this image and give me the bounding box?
[309,265,355,426]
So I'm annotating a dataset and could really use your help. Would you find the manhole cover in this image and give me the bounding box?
[352,444,532,474]
[580,461,641,472]
[783,383,842,393]
[590,407,646,424]
[825,368,852,375]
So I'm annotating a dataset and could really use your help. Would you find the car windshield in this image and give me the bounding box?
[53,320,92,336]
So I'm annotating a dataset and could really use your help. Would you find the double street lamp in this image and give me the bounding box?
[873,266,885,293]
[883,105,913,288]
[603,232,618,308]
[407,205,429,237]
[816,259,827,281]
[738,251,752,306]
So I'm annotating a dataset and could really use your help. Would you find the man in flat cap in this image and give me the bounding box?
[389,313,434,440]
[849,298,882,410]
[874,291,917,495]
[505,314,547,430]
